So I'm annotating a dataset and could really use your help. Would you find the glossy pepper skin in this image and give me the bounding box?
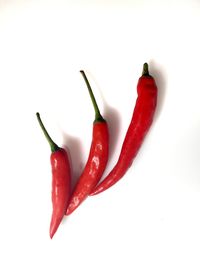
[50,148,71,238]
[36,113,71,239]
[66,71,109,215]
[90,63,157,195]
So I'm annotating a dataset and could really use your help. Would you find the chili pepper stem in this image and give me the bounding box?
[142,63,150,76]
[80,70,105,123]
[36,112,59,152]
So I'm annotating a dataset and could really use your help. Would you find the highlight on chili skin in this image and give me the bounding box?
[66,70,109,216]
[36,113,71,239]
[90,63,158,196]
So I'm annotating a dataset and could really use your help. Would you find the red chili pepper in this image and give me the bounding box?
[90,63,157,195]
[36,113,71,239]
[66,71,109,215]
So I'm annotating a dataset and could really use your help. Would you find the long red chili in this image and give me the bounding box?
[90,63,157,195]
[66,71,109,215]
[36,113,71,239]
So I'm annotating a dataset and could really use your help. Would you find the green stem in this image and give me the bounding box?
[142,62,150,76]
[36,112,59,152]
[80,70,105,123]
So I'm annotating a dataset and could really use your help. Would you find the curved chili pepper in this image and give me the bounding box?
[90,63,157,195]
[36,113,71,239]
[66,71,109,215]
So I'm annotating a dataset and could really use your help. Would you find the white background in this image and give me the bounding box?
[0,0,200,266]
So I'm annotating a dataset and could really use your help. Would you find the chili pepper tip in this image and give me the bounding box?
[142,63,149,76]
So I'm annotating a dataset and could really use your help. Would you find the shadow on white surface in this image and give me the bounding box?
[103,103,121,163]
[62,133,84,191]
[149,60,167,121]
